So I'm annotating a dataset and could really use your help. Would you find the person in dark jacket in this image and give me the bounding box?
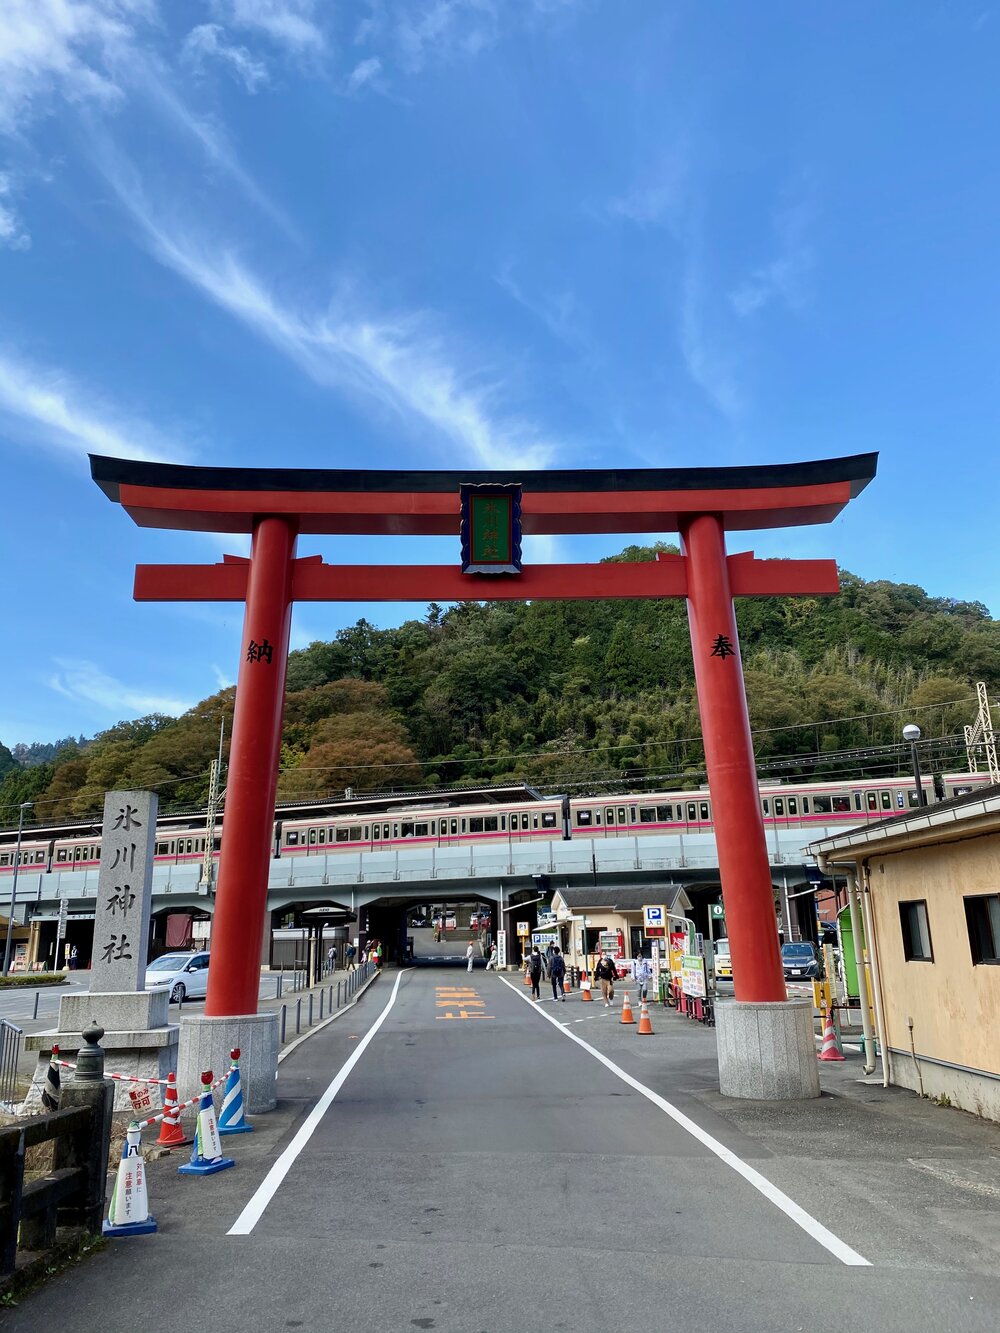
[594,952,617,1006]
[528,947,544,1001]
[548,946,567,1002]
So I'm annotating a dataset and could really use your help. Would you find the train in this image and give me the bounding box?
[0,768,990,876]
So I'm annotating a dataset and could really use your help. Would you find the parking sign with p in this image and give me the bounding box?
[643,904,666,938]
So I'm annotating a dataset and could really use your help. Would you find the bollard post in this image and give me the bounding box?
[319,989,325,1021]
[53,1023,114,1234]
[32,991,40,1020]
[276,974,282,999]
[328,984,333,1012]
[308,993,314,1026]
[296,998,302,1035]
[280,1004,287,1044]
[337,981,342,1008]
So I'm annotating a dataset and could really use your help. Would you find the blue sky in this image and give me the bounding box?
[1,1,998,746]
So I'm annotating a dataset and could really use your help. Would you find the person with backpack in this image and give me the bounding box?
[528,947,544,1001]
[594,952,618,1006]
[345,941,357,972]
[548,946,567,1002]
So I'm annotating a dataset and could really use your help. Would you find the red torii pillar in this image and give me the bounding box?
[91,452,876,1100]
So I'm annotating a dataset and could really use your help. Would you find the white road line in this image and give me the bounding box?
[498,974,870,1268]
[228,969,407,1236]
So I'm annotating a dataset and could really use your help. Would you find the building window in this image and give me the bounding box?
[964,894,1000,965]
[899,900,933,962]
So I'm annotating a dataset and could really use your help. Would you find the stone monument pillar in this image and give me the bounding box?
[26,790,180,1111]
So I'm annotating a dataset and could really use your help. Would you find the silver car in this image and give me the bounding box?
[145,950,210,1004]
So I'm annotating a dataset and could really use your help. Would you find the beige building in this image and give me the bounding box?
[808,786,1000,1122]
[550,885,693,971]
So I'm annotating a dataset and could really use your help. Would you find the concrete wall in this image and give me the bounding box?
[870,838,1000,1121]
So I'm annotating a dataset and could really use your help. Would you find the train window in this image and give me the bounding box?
[349,827,362,841]
[656,805,672,821]
[640,807,656,823]
[317,828,325,843]
[484,817,498,832]
[787,798,797,816]
[33,851,43,862]
[73,847,81,860]
[594,810,602,825]
[336,828,349,843]
[687,803,697,822]
[832,796,851,813]
[450,820,458,836]
[700,802,710,821]
[907,791,922,808]
[401,823,414,838]
[187,840,195,854]
[617,807,627,824]
[812,796,830,813]
[392,824,400,838]
[309,829,317,845]
[469,818,483,833]
[542,812,556,828]
[577,810,592,826]
[954,785,973,797]
[854,794,863,811]
[415,823,429,836]
[762,798,770,815]
[57,848,68,862]
[373,826,381,840]
[460,820,466,833]
[383,824,390,839]
[896,792,905,809]
[286,830,298,845]
[430,821,438,834]
[630,806,637,822]
[881,792,892,811]
[774,799,784,817]
[801,798,809,813]
[866,793,878,812]
[533,816,539,829]
[0,854,7,867]
[604,808,614,825]
[363,826,370,839]
[500,816,506,831]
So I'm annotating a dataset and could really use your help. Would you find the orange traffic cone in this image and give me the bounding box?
[818,1008,845,1061]
[563,971,572,994]
[620,990,636,1025]
[636,998,654,1035]
[157,1072,192,1148]
[523,969,532,986]
[580,973,593,1002]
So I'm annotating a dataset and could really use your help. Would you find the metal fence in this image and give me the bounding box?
[278,959,377,1044]
[0,1021,22,1109]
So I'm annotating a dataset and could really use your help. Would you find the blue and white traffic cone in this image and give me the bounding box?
[177,1071,235,1176]
[103,1123,156,1236]
[41,1044,61,1111]
[218,1047,253,1135]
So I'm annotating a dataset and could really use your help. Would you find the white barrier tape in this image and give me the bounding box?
[131,1076,227,1130]
[53,1059,174,1088]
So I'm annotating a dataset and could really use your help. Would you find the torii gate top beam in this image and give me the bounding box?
[90,453,877,536]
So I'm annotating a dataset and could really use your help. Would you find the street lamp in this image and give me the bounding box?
[902,724,927,806]
[3,801,34,976]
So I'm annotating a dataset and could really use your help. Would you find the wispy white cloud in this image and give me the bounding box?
[0,0,153,134]
[606,152,688,229]
[210,0,325,53]
[495,262,585,350]
[182,24,269,93]
[680,259,744,421]
[729,187,815,318]
[0,347,189,464]
[100,157,559,469]
[211,663,235,690]
[345,56,383,95]
[49,658,193,717]
[0,173,30,249]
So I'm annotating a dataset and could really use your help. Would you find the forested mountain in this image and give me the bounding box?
[3,545,998,829]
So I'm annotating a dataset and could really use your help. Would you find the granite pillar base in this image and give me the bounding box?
[177,1012,279,1114]
[716,997,820,1100]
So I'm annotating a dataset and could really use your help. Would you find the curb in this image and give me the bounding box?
[277,970,382,1064]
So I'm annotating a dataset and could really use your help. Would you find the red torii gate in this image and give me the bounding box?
[92,453,876,1030]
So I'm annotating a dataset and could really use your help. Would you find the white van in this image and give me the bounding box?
[714,938,732,980]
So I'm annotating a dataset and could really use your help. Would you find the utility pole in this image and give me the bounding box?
[200,716,227,889]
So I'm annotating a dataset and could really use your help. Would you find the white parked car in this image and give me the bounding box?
[145,951,210,1004]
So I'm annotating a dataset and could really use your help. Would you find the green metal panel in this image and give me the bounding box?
[838,903,866,1000]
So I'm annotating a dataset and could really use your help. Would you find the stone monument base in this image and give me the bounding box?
[178,1012,279,1114]
[715,997,820,1100]
[24,987,180,1113]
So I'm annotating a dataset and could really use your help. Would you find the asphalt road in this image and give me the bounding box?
[4,970,1000,1333]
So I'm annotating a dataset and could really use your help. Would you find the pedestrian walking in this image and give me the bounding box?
[594,952,617,1006]
[528,947,544,1001]
[327,945,336,972]
[345,942,357,971]
[634,952,652,1002]
[548,946,566,1001]
[466,942,475,973]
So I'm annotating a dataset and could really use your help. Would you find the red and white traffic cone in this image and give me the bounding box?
[620,991,636,1025]
[580,973,593,1002]
[157,1071,191,1148]
[636,998,654,1035]
[818,1008,845,1062]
